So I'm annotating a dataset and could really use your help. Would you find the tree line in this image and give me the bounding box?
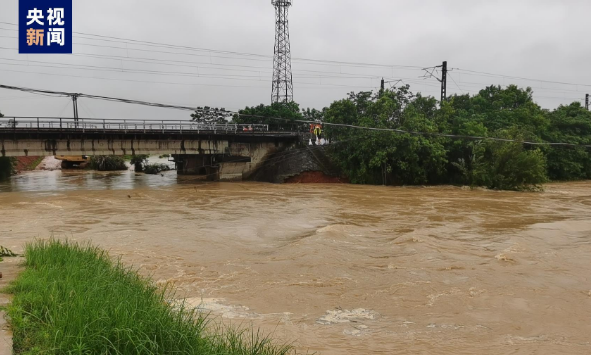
[227,85,591,191]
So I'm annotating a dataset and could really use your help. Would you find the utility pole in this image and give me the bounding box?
[422,61,448,103]
[380,78,385,97]
[440,61,448,103]
[71,94,79,124]
[586,94,589,111]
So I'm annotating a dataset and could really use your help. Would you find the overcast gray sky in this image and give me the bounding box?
[1,0,590,120]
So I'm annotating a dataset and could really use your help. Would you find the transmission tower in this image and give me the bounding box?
[271,0,294,104]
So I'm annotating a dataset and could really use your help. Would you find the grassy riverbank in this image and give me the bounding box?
[5,240,293,355]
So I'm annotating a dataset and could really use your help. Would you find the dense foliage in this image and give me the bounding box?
[321,85,591,190]
[232,85,590,191]
[191,107,232,123]
[232,102,304,130]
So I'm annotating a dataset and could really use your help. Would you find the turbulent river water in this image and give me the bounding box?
[1,169,591,354]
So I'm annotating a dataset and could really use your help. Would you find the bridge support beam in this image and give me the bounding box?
[0,138,230,157]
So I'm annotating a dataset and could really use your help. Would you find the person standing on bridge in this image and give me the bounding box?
[314,124,322,144]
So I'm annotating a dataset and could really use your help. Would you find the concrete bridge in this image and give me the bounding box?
[0,117,301,181]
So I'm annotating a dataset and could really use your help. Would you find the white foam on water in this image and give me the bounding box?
[183,297,260,319]
[316,308,379,325]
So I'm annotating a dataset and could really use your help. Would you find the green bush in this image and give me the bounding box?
[144,163,172,175]
[130,155,150,172]
[472,138,547,191]
[6,240,293,355]
[89,156,128,171]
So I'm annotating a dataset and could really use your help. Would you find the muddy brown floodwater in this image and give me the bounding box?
[1,171,591,354]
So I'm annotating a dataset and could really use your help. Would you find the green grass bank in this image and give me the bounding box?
[5,240,293,355]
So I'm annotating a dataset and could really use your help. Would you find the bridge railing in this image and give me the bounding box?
[0,117,270,134]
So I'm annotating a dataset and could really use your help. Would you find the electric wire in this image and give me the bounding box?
[2,22,590,95]
[0,23,427,70]
[1,83,590,149]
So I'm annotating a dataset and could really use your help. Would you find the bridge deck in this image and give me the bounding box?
[0,117,301,157]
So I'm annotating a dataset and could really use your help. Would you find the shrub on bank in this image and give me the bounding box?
[89,156,128,171]
[130,155,149,172]
[144,163,172,175]
[6,240,293,355]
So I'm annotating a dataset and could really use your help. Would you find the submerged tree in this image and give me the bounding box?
[89,156,127,171]
[130,155,149,172]
[323,85,553,190]
[471,129,547,191]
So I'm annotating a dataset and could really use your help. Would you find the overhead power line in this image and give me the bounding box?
[0,22,590,98]
[0,28,588,101]
[0,22,426,70]
[0,46,415,81]
[455,68,591,89]
[1,83,591,150]
[0,67,392,94]
[0,57,398,90]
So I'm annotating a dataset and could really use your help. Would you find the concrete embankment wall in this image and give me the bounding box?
[248,144,343,183]
[175,141,293,181]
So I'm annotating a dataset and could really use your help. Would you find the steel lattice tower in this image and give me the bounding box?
[271,0,294,104]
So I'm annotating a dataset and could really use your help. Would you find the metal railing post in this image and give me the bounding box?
[37,117,39,131]
[103,119,106,133]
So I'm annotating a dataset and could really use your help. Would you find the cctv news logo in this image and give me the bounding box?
[19,0,72,54]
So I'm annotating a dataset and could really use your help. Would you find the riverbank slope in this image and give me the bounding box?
[5,240,292,355]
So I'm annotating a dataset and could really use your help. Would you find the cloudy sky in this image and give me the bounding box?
[0,0,590,120]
